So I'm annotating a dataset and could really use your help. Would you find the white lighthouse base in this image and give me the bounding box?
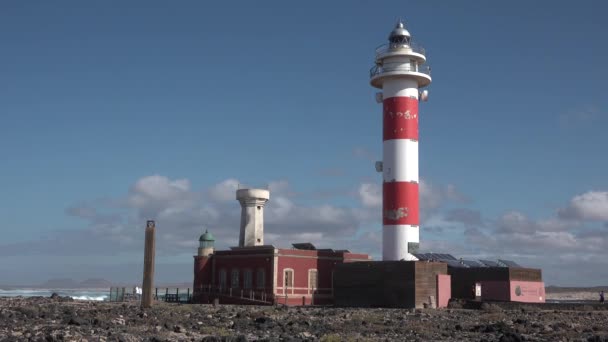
[382,225,419,261]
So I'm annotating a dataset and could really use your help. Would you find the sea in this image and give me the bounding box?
[0,288,110,301]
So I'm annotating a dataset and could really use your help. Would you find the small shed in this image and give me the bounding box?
[449,266,545,302]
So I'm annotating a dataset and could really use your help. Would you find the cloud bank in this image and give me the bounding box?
[1,175,607,285]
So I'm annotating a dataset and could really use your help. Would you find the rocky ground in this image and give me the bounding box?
[1,296,608,342]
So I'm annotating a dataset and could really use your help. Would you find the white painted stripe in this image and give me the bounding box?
[382,78,419,99]
[383,139,418,182]
[382,224,420,261]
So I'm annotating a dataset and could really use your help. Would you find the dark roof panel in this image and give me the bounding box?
[413,253,427,260]
[462,260,485,268]
[498,259,522,268]
[292,243,316,250]
[445,260,468,268]
[479,260,501,267]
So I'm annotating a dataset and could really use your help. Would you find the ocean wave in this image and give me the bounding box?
[0,288,109,300]
[71,295,108,301]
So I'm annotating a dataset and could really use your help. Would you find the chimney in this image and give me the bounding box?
[236,188,270,247]
[141,220,156,308]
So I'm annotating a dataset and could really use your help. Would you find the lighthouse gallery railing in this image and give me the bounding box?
[369,64,432,78]
[375,42,427,57]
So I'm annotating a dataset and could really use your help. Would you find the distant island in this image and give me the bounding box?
[0,278,193,290]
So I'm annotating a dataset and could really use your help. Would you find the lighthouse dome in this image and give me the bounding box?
[388,21,411,43]
[199,230,215,242]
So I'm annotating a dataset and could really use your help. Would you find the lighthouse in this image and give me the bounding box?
[370,21,432,261]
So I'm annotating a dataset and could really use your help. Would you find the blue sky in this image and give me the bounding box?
[1,1,607,286]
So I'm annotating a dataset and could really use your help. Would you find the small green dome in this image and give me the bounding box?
[199,229,215,242]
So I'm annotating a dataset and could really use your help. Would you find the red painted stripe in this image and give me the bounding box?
[383,97,419,141]
[383,181,419,225]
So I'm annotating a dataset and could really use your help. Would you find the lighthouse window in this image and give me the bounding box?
[231,269,239,288]
[243,269,253,289]
[406,60,414,71]
[256,268,266,289]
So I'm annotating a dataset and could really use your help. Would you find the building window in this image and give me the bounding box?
[231,269,239,288]
[308,269,318,292]
[219,269,227,289]
[283,268,294,294]
[243,269,253,289]
[256,268,265,289]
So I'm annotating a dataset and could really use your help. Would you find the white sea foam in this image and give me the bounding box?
[0,288,109,301]
[71,295,107,301]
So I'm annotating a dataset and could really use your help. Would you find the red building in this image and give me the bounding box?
[193,187,371,305]
[194,243,370,305]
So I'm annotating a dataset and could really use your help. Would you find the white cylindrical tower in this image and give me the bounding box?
[236,188,270,247]
[370,21,432,261]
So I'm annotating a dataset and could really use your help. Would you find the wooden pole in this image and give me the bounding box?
[141,220,156,308]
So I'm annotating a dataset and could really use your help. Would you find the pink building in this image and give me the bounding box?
[449,266,545,303]
[415,253,545,303]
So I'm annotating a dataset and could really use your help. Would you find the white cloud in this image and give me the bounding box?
[420,180,466,213]
[358,183,381,207]
[5,176,385,259]
[12,174,608,285]
[496,211,575,234]
[208,178,239,202]
[558,191,608,221]
[267,180,291,195]
[129,175,191,205]
[265,196,294,221]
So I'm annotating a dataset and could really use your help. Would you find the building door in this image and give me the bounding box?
[283,269,293,295]
[436,274,451,308]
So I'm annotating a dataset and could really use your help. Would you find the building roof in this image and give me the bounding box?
[292,242,316,250]
[414,252,525,269]
[199,230,215,242]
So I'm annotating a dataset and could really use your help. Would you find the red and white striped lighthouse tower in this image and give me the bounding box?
[370,21,432,261]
